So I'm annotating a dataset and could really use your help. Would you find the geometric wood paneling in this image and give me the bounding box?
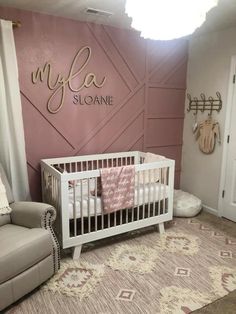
[146,118,184,148]
[147,145,183,171]
[0,6,188,199]
[148,88,185,117]
[21,93,74,169]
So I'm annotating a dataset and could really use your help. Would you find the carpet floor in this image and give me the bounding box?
[4,212,236,314]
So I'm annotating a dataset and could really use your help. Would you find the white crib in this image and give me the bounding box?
[41,151,175,259]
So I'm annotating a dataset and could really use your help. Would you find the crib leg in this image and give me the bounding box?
[72,245,82,260]
[157,222,165,234]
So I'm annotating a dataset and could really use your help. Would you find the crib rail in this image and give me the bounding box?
[41,152,174,250]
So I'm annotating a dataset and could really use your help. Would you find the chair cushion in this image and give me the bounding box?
[0,225,53,284]
[0,214,11,227]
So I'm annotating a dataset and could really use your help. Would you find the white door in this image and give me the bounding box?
[221,61,236,222]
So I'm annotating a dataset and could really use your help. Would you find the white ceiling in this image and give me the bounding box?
[0,0,236,37]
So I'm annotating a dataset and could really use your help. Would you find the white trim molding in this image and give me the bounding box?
[202,204,218,216]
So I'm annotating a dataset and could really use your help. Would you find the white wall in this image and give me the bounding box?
[181,26,236,212]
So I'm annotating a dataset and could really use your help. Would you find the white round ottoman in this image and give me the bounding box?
[173,190,202,217]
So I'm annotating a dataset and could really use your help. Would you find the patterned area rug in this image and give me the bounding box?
[40,213,236,314]
[6,213,236,314]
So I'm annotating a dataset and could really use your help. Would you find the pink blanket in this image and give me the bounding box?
[100,165,135,214]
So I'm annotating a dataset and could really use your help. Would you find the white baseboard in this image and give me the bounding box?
[202,204,218,216]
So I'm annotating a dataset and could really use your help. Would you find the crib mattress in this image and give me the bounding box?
[68,183,169,219]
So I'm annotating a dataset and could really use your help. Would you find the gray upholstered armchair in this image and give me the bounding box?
[0,164,60,311]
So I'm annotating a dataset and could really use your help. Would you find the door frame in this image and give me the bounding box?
[218,55,236,217]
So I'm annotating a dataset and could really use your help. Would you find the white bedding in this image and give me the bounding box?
[68,182,169,219]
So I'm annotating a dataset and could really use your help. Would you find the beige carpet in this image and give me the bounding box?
[5,212,236,313]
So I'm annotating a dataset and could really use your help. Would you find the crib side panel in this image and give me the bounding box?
[63,158,174,249]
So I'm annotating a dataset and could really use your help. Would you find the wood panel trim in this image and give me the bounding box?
[74,83,145,154]
[87,23,133,91]
[21,91,75,149]
[146,115,185,119]
[149,41,187,80]
[27,161,39,173]
[148,84,186,90]
[130,134,144,151]
[146,143,183,148]
[103,25,140,85]
[101,108,144,152]
[162,56,188,85]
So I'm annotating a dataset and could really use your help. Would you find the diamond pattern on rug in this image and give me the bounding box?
[174,267,191,277]
[159,232,200,255]
[116,289,136,301]
[209,266,236,297]
[219,250,233,258]
[42,259,104,300]
[226,238,236,245]
[58,267,93,288]
[188,219,199,224]
[106,244,158,274]
[159,286,212,314]
[199,224,211,231]
[212,231,224,237]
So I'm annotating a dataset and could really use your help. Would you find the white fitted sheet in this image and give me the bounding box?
[68,182,169,219]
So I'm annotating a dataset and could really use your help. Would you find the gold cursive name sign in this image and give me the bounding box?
[32,46,106,113]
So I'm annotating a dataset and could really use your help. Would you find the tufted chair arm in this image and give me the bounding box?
[10,202,56,229]
[10,202,60,272]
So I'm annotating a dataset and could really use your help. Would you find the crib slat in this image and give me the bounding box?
[158,169,162,216]
[54,175,56,206]
[142,170,145,219]
[53,176,57,209]
[148,169,151,218]
[56,177,58,207]
[95,177,98,232]
[73,183,77,236]
[88,178,91,233]
[114,208,117,226]
[101,210,104,230]
[163,167,167,214]
[51,174,54,205]
[120,208,122,225]
[108,213,110,228]
[101,160,104,230]
[80,180,84,235]
[137,171,140,221]
[153,169,157,217]
[51,174,54,206]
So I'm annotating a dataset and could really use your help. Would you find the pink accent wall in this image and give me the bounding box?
[0,7,188,200]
